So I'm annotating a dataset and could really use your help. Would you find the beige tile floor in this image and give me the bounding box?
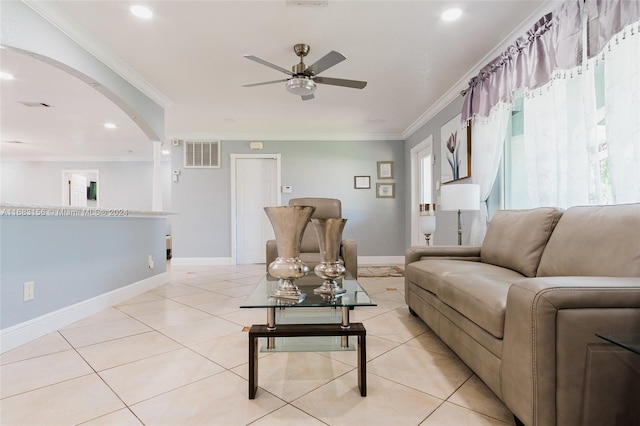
[1,264,516,426]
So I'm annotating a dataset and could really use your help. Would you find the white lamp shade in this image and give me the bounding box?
[419,215,436,234]
[440,184,480,211]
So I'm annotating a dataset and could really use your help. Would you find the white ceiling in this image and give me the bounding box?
[0,0,553,160]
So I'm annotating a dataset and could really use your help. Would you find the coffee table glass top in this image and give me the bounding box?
[240,273,376,309]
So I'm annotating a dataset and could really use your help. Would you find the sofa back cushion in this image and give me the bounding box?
[537,203,640,277]
[481,208,564,277]
[289,198,342,252]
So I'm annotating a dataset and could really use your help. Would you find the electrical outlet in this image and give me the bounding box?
[24,281,35,301]
[147,255,154,269]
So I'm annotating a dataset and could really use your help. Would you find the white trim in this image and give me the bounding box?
[401,1,556,140]
[0,272,168,353]
[23,1,174,109]
[358,256,404,266]
[230,154,281,265]
[0,156,171,163]
[168,133,404,142]
[170,257,235,266]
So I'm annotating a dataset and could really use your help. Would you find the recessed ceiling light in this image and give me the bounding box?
[130,5,153,20]
[104,123,117,129]
[161,150,170,155]
[0,71,15,80]
[441,8,462,22]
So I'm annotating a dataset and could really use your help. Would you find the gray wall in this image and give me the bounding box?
[0,216,166,328]
[404,96,476,246]
[171,139,405,259]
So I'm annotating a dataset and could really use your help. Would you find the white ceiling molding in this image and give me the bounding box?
[401,0,558,140]
[23,0,174,109]
[166,132,406,142]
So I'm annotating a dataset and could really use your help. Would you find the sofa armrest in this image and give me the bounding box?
[265,239,277,272]
[501,276,640,426]
[340,239,358,279]
[405,245,481,267]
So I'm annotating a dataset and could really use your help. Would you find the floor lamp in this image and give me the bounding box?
[440,184,480,245]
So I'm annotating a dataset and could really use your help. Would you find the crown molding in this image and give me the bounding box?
[23,1,174,109]
[401,0,559,140]
[0,156,171,162]
[167,132,405,142]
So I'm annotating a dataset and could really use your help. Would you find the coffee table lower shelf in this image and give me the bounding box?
[248,323,367,399]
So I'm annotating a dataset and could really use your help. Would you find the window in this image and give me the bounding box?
[502,62,613,209]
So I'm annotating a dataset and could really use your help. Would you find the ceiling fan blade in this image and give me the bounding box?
[301,94,315,101]
[242,79,289,88]
[314,76,367,89]
[304,51,346,76]
[243,55,293,76]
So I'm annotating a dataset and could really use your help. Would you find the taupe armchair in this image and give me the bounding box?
[266,197,358,278]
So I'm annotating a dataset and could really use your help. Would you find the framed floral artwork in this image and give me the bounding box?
[440,114,471,183]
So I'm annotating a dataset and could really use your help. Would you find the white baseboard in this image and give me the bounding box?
[0,272,168,354]
[170,257,234,266]
[358,256,405,265]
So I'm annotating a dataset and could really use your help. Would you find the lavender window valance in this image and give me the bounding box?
[462,0,640,122]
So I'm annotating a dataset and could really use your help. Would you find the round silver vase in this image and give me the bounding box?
[264,205,316,301]
[311,218,347,295]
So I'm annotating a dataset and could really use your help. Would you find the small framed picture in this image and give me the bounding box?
[377,161,394,179]
[376,183,395,198]
[354,176,371,189]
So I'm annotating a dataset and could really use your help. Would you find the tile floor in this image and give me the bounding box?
[1,264,516,426]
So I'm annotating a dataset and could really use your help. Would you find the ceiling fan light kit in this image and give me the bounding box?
[286,77,316,96]
[243,43,367,101]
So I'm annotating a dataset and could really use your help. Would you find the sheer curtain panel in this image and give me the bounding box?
[604,23,640,203]
[469,105,511,244]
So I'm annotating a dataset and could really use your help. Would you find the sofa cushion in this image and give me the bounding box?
[406,259,525,338]
[481,208,563,277]
[537,203,640,277]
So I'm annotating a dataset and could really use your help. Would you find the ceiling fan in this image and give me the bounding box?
[242,43,367,101]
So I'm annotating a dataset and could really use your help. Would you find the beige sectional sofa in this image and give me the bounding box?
[405,204,640,426]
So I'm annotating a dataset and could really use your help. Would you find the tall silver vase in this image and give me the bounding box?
[311,218,347,295]
[264,205,316,301]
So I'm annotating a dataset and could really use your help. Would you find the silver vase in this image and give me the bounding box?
[264,205,316,301]
[312,218,347,295]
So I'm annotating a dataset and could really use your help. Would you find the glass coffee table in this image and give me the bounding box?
[240,273,376,399]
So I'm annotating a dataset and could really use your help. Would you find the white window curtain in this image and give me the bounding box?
[604,24,640,203]
[522,65,599,208]
[469,105,511,245]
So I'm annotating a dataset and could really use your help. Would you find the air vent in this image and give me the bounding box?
[184,140,220,168]
[18,101,53,108]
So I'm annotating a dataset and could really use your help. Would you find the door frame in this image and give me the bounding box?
[410,135,433,246]
[230,153,281,265]
[61,169,100,207]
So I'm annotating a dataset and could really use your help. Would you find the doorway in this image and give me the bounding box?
[410,136,433,246]
[231,154,281,264]
[61,170,99,207]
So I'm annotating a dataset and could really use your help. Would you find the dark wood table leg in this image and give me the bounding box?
[249,333,258,399]
[358,333,367,396]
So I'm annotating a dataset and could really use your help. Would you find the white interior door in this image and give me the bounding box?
[235,157,278,264]
[70,174,88,207]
